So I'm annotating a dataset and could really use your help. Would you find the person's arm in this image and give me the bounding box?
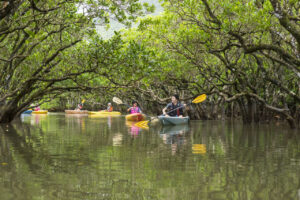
[127,107,131,112]
[138,107,142,114]
[162,107,167,115]
[163,104,171,116]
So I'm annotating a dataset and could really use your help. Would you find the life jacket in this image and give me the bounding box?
[130,107,140,114]
[168,102,182,117]
[107,106,113,112]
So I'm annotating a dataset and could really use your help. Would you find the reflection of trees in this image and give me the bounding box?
[0,118,299,199]
[0,122,58,199]
[0,123,51,172]
[166,121,300,200]
[142,121,300,199]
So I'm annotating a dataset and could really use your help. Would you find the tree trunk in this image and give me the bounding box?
[247,97,253,124]
[286,117,296,129]
[238,99,250,124]
[0,105,20,123]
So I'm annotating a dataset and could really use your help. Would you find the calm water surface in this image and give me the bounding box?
[0,113,299,200]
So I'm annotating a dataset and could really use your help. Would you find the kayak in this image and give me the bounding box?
[88,111,121,116]
[65,110,88,114]
[22,110,33,114]
[125,121,136,127]
[32,110,48,114]
[125,113,146,121]
[158,115,189,125]
[88,114,120,118]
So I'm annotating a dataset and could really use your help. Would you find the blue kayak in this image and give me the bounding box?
[22,110,33,114]
[158,115,189,125]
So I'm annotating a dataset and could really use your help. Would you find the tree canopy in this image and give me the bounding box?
[0,0,153,122]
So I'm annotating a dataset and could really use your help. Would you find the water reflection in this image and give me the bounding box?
[88,115,119,129]
[65,113,88,133]
[159,125,189,155]
[108,116,112,129]
[0,116,299,200]
[0,123,51,172]
[126,121,142,136]
[160,124,190,135]
[21,113,47,125]
[112,133,123,146]
[31,113,47,125]
[192,144,206,154]
[125,120,150,137]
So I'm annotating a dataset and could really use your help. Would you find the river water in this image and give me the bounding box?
[0,113,299,200]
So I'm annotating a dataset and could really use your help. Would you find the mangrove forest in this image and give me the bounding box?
[0,0,299,127]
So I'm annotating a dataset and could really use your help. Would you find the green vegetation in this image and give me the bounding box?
[0,0,299,128]
[0,0,153,122]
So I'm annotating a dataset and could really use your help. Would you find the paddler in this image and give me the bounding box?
[106,102,113,112]
[162,94,186,117]
[127,101,142,114]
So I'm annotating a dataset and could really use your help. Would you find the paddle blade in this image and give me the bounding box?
[134,120,149,128]
[192,94,207,103]
[81,99,85,104]
[113,97,123,105]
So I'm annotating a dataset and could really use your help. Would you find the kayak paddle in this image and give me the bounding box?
[135,94,207,128]
[112,97,131,108]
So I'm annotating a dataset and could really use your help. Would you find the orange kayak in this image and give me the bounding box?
[88,111,121,116]
[65,110,88,114]
[125,113,146,121]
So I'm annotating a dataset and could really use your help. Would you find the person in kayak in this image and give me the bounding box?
[34,105,40,111]
[127,101,142,114]
[163,94,186,117]
[75,103,83,111]
[106,103,113,112]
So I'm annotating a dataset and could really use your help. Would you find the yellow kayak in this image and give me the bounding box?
[125,113,146,121]
[32,110,48,114]
[88,111,121,116]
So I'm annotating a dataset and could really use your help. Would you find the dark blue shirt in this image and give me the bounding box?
[165,102,183,116]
